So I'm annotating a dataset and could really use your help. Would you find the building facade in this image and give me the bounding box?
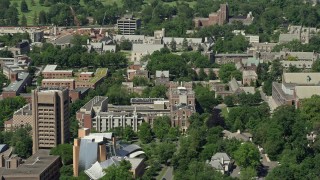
[117,15,141,35]
[32,87,70,154]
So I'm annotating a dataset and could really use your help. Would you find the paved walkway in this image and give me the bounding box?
[161,166,173,180]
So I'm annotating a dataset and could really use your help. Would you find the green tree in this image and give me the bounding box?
[20,0,28,12]
[219,64,242,83]
[38,10,47,25]
[182,37,188,51]
[198,68,207,81]
[123,126,135,141]
[33,11,38,26]
[208,68,216,80]
[11,126,32,158]
[224,95,234,107]
[102,160,133,180]
[240,167,257,180]
[138,122,153,144]
[21,14,27,26]
[170,38,176,52]
[120,40,132,50]
[153,116,171,141]
[234,142,260,168]
[50,144,73,165]
[154,142,176,163]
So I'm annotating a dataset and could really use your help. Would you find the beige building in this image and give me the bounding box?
[1,149,62,180]
[32,87,70,154]
[242,70,257,85]
[4,104,33,131]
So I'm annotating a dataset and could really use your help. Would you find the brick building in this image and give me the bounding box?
[194,4,228,27]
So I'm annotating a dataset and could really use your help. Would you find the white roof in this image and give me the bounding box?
[80,72,94,75]
[43,65,57,72]
[295,86,320,99]
[42,64,72,73]
[42,79,75,82]
[84,161,105,180]
[82,133,114,142]
[156,70,169,78]
[128,151,145,158]
[211,152,231,161]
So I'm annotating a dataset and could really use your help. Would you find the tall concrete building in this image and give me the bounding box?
[32,87,70,154]
[117,15,141,35]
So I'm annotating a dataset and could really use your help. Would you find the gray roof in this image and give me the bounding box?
[279,34,300,43]
[163,37,202,45]
[283,72,320,85]
[0,144,8,153]
[2,150,60,177]
[208,160,223,170]
[116,144,142,157]
[211,152,231,161]
[53,34,73,45]
[229,78,240,92]
[115,35,145,42]
[79,139,99,171]
[277,51,318,61]
[3,72,29,92]
[156,70,169,78]
[132,44,164,53]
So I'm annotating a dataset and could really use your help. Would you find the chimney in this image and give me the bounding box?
[10,72,18,82]
[237,129,241,134]
[73,138,81,177]
[220,157,224,164]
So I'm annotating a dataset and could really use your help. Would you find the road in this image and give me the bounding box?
[161,166,173,180]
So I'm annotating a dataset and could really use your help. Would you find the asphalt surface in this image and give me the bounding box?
[53,34,74,45]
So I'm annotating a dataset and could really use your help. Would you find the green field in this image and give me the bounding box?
[11,0,122,26]
[12,0,196,26]
[11,0,50,26]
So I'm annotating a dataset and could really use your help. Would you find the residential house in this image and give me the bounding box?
[207,152,232,174]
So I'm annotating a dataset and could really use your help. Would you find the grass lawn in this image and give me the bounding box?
[11,0,50,26]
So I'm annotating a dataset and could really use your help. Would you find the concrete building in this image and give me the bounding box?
[0,149,62,180]
[242,70,257,85]
[272,72,320,108]
[117,15,141,35]
[76,97,170,132]
[194,4,229,27]
[32,87,70,154]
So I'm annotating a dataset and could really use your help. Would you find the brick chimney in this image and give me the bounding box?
[10,72,18,82]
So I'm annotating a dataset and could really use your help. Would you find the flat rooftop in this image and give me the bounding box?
[3,72,29,92]
[2,149,60,177]
[42,64,73,73]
